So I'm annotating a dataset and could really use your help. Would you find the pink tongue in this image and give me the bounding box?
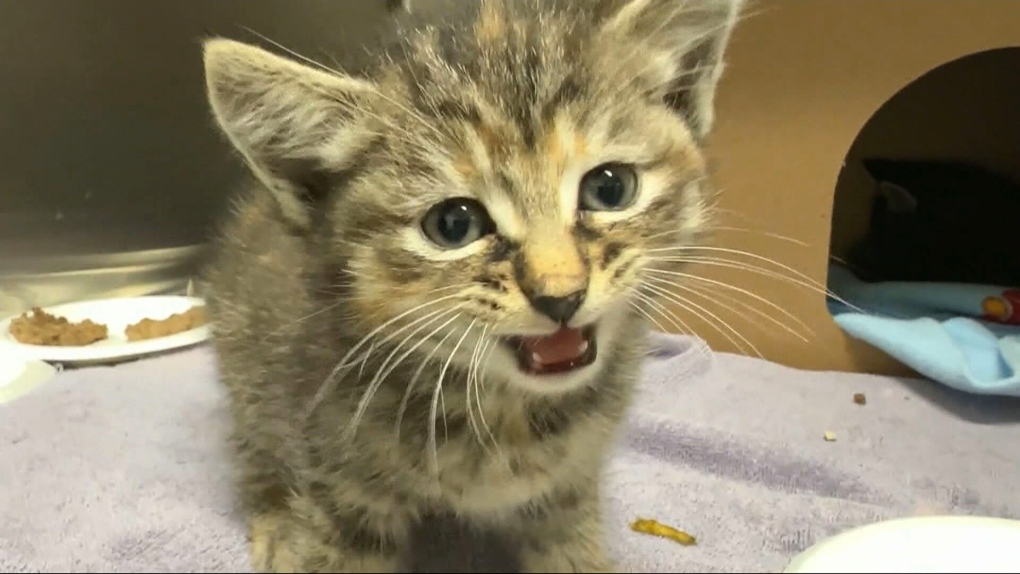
[521,326,586,365]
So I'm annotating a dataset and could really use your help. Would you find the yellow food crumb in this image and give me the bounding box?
[823,431,837,442]
[630,518,697,546]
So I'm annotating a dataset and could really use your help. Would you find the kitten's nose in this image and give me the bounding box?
[529,291,586,324]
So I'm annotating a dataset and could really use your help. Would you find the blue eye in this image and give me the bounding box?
[578,163,638,211]
[421,198,495,249]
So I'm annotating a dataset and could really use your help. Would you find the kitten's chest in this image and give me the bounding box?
[440,402,564,473]
[433,400,605,515]
[468,394,582,460]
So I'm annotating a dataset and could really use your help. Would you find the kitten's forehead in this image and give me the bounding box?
[383,4,646,219]
[397,3,591,135]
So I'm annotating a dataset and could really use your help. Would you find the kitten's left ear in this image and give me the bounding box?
[877,181,919,214]
[203,38,380,228]
[596,0,745,140]
[385,0,410,14]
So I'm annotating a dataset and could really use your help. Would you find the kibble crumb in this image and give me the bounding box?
[630,518,697,546]
[853,392,867,405]
[823,431,837,442]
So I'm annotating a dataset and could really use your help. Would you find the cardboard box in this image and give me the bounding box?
[676,0,1020,374]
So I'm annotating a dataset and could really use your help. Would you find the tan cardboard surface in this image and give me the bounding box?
[668,1,1020,374]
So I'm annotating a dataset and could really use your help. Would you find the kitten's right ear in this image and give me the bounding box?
[203,38,378,227]
[593,0,745,140]
[877,181,918,214]
[385,0,410,13]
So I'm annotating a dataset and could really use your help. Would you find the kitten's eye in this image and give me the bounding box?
[421,198,495,249]
[578,162,638,211]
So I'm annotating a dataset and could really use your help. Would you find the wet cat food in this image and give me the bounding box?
[8,307,109,347]
[7,305,207,346]
[124,306,207,342]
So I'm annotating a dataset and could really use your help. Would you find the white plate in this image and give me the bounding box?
[784,515,1020,573]
[0,350,57,404]
[0,296,210,366]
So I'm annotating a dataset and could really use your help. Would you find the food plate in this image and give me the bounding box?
[0,296,211,366]
[0,349,57,404]
[783,515,1020,573]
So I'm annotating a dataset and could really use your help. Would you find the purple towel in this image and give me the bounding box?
[2,333,1019,572]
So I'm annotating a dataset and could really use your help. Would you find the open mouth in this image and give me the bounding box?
[505,325,598,376]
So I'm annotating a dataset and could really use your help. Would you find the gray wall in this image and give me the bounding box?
[0,0,399,314]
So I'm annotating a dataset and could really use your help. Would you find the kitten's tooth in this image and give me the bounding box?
[578,340,589,354]
[532,352,544,365]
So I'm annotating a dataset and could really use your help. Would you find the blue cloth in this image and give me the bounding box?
[827,264,1020,397]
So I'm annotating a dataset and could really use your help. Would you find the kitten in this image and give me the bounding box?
[200,0,742,571]
[848,158,1020,286]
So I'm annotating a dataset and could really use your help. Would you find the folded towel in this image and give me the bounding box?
[3,336,1020,573]
[828,264,1020,397]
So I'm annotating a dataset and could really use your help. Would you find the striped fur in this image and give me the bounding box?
[200,0,743,571]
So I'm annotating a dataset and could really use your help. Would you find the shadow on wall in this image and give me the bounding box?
[821,47,1020,395]
[829,47,1020,289]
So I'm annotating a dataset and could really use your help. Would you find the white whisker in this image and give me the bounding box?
[628,293,713,365]
[344,306,463,439]
[710,225,809,247]
[640,279,761,357]
[305,291,467,418]
[643,266,814,334]
[632,289,693,336]
[465,324,489,450]
[395,317,461,441]
[660,276,811,342]
[427,319,476,475]
[470,334,502,456]
[643,273,811,342]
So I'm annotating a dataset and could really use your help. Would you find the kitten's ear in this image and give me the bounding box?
[877,181,919,214]
[385,0,410,14]
[595,0,744,139]
[203,38,378,227]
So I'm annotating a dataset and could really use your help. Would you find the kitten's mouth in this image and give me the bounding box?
[505,325,598,376]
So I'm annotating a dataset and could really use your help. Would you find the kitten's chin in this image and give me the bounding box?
[506,359,604,395]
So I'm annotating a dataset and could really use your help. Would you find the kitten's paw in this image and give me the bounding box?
[249,512,300,573]
[594,559,622,573]
[521,549,621,573]
[247,507,402,573]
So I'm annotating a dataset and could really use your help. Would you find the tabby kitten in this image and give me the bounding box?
[200,0,742,571]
